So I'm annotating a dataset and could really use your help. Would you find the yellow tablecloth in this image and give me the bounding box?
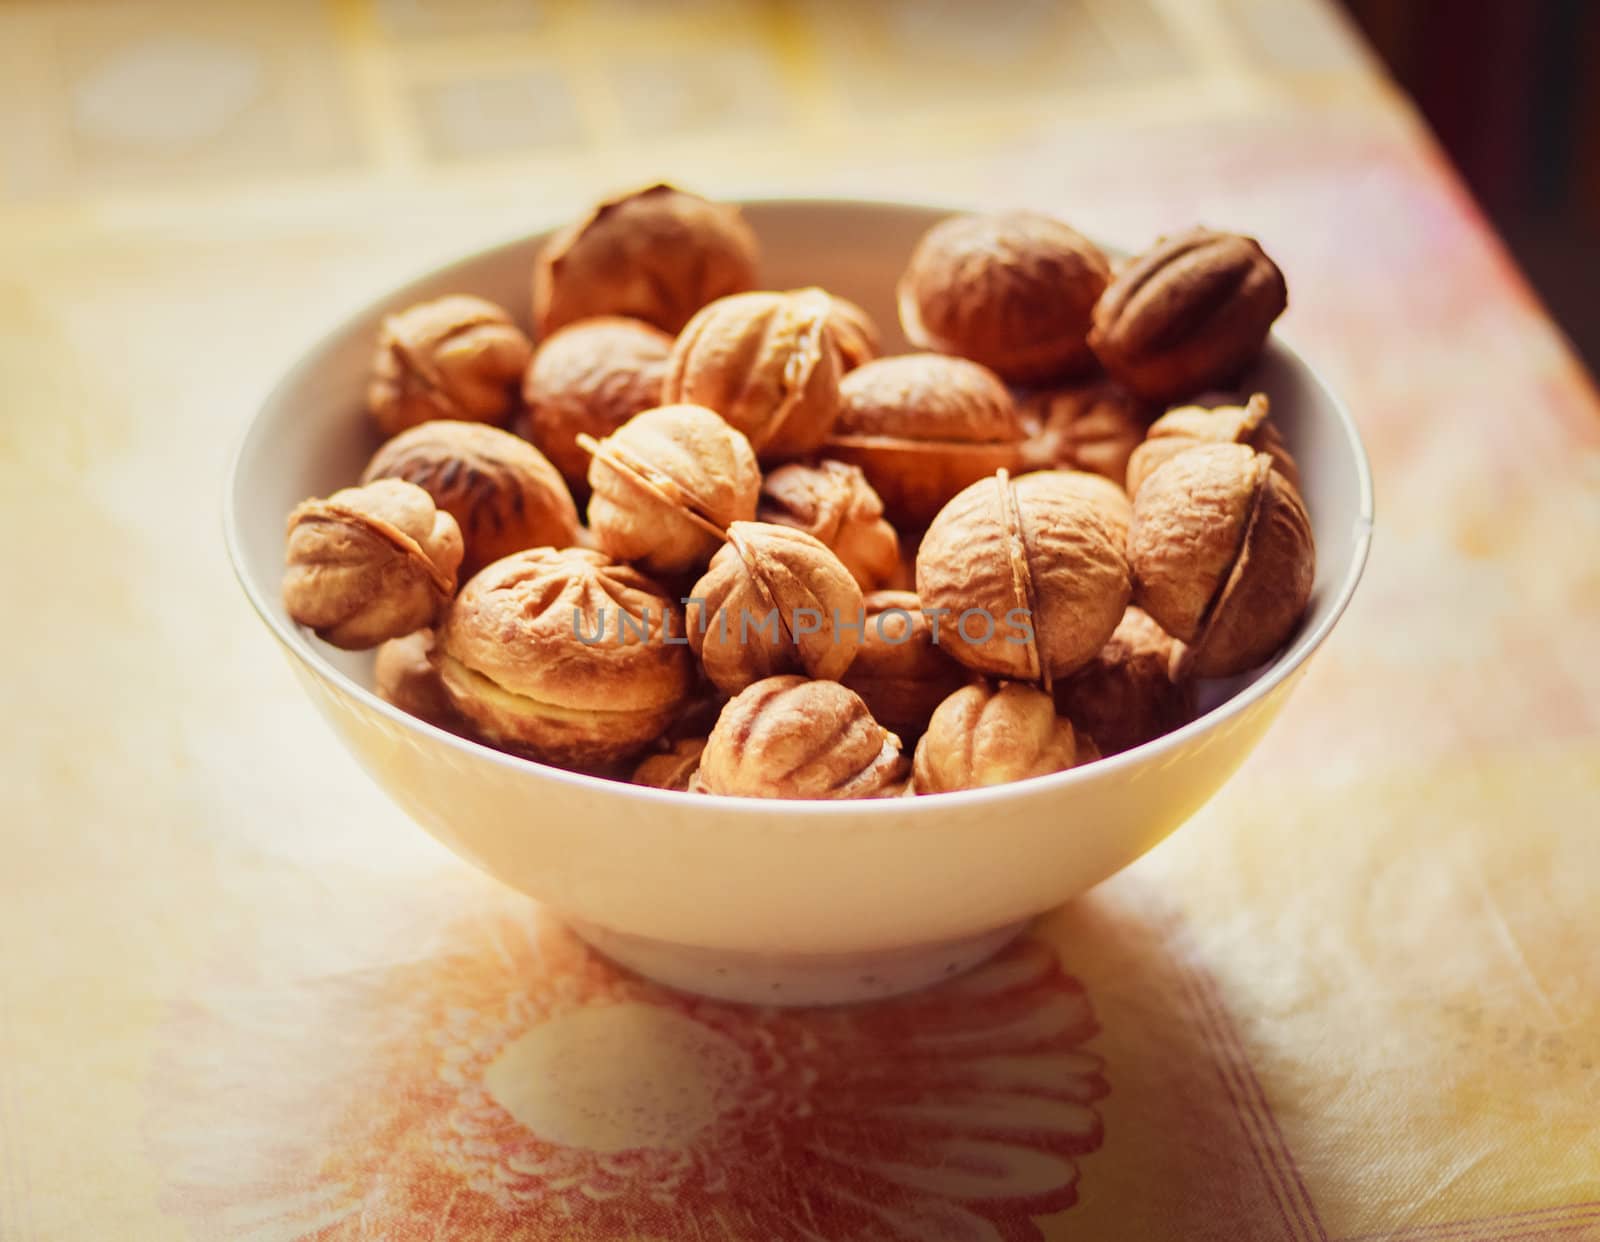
[2,2,1597,1239]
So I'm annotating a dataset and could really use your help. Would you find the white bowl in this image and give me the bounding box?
[226,199,1373,1005]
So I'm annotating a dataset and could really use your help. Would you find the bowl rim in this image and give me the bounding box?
[224,195,1375,819]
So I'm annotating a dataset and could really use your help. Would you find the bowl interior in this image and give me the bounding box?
[228,199,1373,793]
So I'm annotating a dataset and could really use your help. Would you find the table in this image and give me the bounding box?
[3,1,1597,1239]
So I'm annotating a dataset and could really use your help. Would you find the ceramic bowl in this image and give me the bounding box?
[226,199,1373,1005]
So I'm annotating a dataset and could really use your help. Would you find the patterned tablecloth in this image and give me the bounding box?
[2,2,1598,1239]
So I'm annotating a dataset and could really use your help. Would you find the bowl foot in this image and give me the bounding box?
[565,917,1033,1006]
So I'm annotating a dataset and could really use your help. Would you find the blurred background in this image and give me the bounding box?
[1344,0,1600,371]
[1,0,1594,371]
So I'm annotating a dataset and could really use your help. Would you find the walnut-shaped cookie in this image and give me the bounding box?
[438,547,693,769]
[663,289,843,462]
[898,210,1111,384]
[911,681,1081,794]
[1128,442,1315,677]
[534,183,759,336]
[1089,228,1287,403]
[806,289,882,372]
[825,354,1025,529]
[519,315,672,492]
[694,676,906,800]
[284,479,463,650]
[631,737,707,792]
[1047,468,1133,545]
[839,591,968,740]
[1020,381,1152,486]
[757,461,900,593]
[373,628,461,730]
[584,403,760,577]
[1054,607,1194,756]
[1124,392,1299,497]
[916,469,1131,684]
[687,522,864,695]
[367,295,532,437]
[362,421,578,577]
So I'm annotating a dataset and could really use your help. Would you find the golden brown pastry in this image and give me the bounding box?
[361,420,578,577]
[534,183,758,336]
[1054,607,1193,755]
[686,521,864,695]
[438,547,694,769]
[757,460,900,594]
[663,289,843,463]
[518,316,672,492]
[1124,392,1299,497]
[1089,228,1287,403]
[694,676,906,799]
[912,681,1080,793]
[839,591,969,740]
[284,479,463,650]
[898,210,1111,384]
[373,628,460,729]
[631,737,707,791]
[916,469,1131,683]
[367,295,532,437]
[825,353,1025,529]
[1127,442,1315,677]
[584,403,760,577]
[1020,381,1151,486]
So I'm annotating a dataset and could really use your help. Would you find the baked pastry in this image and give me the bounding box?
[584,403,761,577]
[686,521,864,695]
[518,315,672,493]
[284,478,463,650]
[362,420,578,576]
[631,737,707,791]
[898,210,1111,383]
[367,295,532,437]
[1127,442,1315,677]
[916,469,1131,683]
[1089,228,1287,402]
[825,354,1025,529]
[438,547,694,768]
[694,676,906,799]
[373,628,460,729]
[1124,392,1299,497]
[757,460,900,593]
[663,289,843,462]
[534,183,759,335]
[838,591,969,739]
[912,680,1081,793]
[1054,606,1193,755]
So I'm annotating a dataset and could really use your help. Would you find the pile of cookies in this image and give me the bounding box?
[283,183,1314,799]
